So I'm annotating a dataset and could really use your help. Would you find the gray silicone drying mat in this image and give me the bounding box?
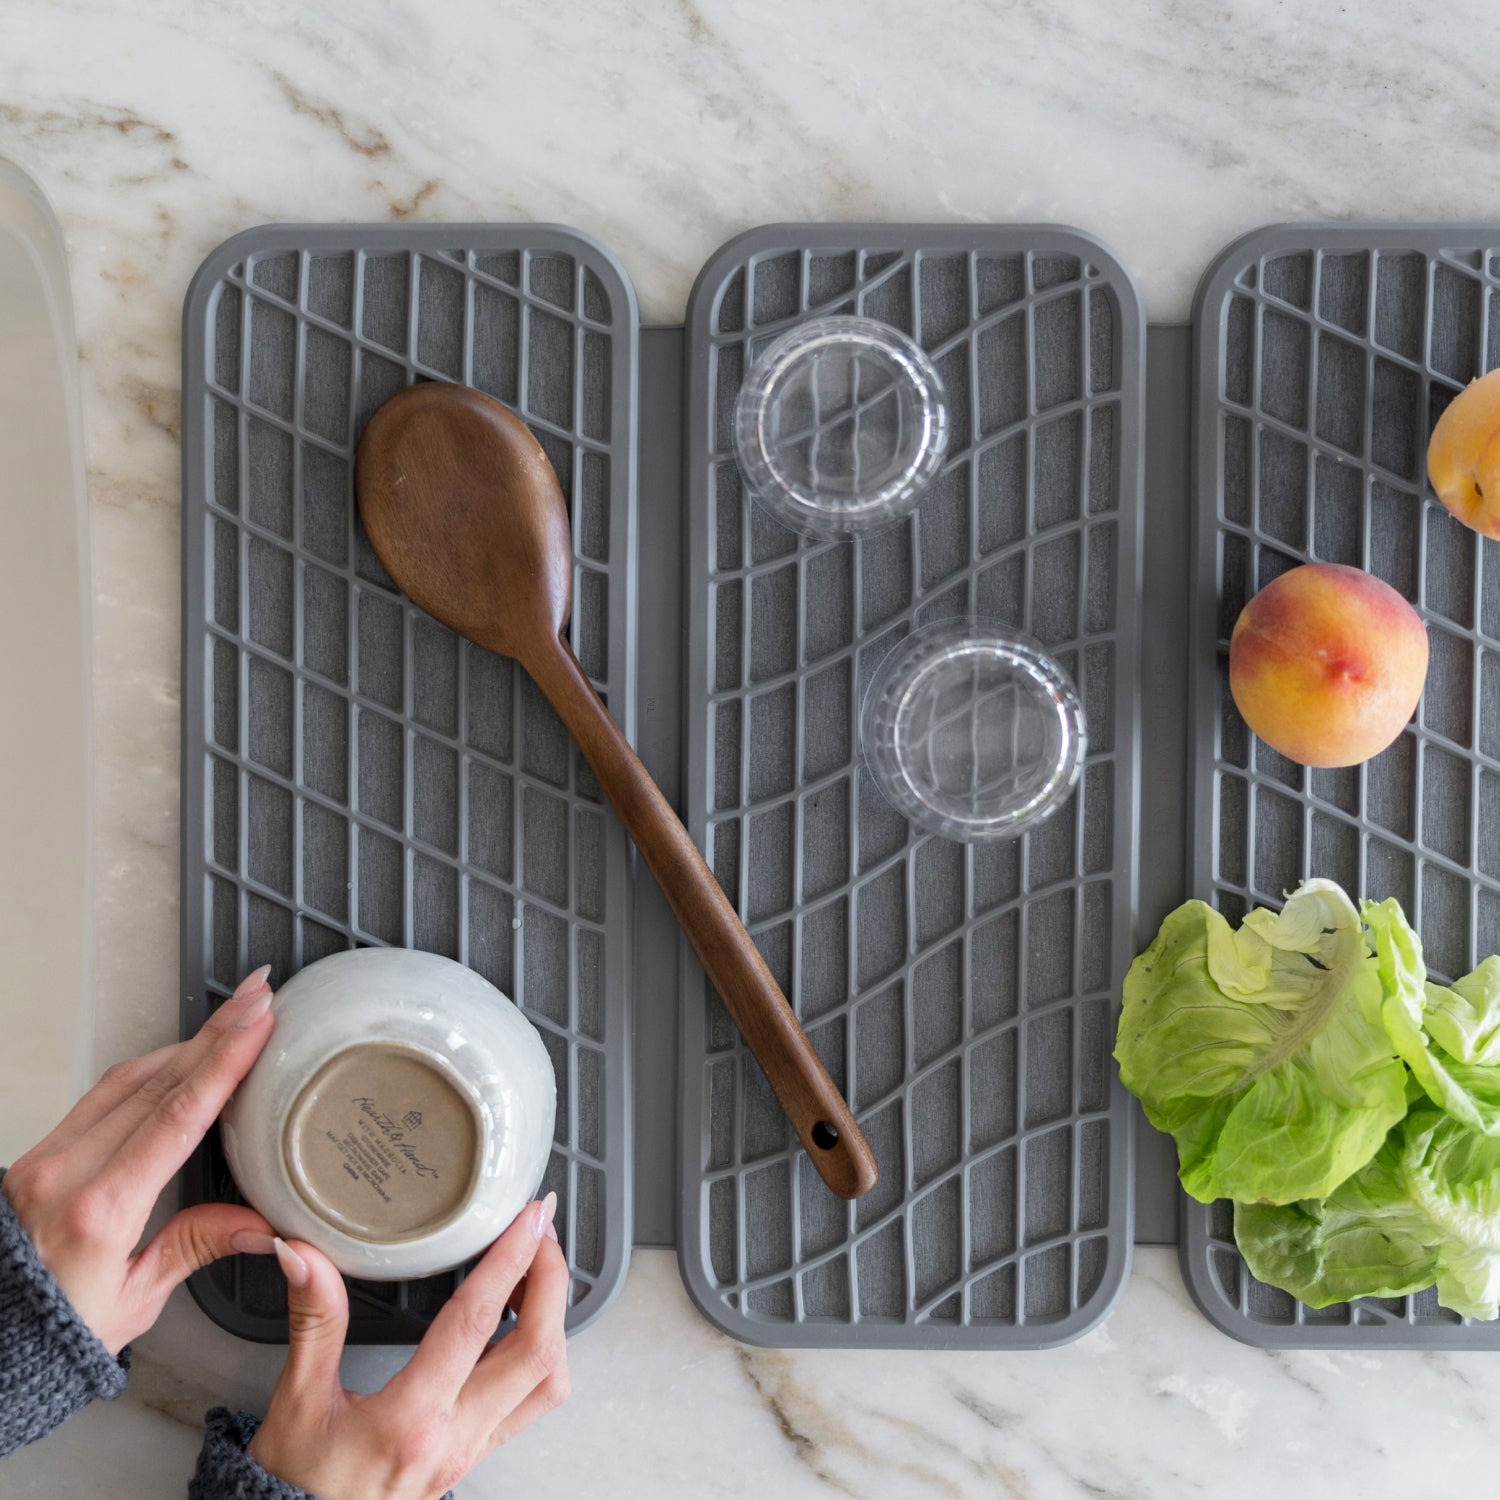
[679,226,1144,1348]
[1184,223,1500,1349]
[179,224,637,1342]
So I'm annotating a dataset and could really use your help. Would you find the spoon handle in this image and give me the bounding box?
[530,639,878,1201]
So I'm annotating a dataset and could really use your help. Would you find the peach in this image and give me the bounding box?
[1228,563,1428,768]
[1429,366,1500,541]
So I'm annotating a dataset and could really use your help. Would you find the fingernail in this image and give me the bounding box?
[231,965,272,1002]
[542,1218,559,1243]
[274,1237,309,1288]
[230,1230,277,1256]
[534,1190,558,1237]
[232,987,275,1029]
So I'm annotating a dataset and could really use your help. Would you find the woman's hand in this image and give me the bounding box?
[249,1194,569,1500]
[0,966,280,1353]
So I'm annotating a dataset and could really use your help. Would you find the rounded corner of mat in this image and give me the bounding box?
[1032,223,1144,306]
[184,223,300,318]
[670,1239,809,1351]
[1174,1249,1276,1350]
[682,224,779,334]
[1190,228,1270,330]
[1023,1234,1137,1353]
[532,222,640,318]
[672,1239,747,1338]
[563,1242,634,1339]
[1172,1228,1355,1352]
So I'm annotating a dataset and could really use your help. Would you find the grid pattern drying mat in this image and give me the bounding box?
[179,225,637,1341]
[680,226,1143,1348]
[1184,223,1500,1349]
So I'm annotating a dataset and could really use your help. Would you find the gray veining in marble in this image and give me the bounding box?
[5,0,1500,1494]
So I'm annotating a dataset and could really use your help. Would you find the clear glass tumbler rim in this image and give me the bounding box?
[861,618,1087,843]
[733,315,950,537]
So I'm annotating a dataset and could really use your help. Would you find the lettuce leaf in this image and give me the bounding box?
[1367,899,1500,1135]
[1235,1106,1500,1319]
[1115,879,1407,1204]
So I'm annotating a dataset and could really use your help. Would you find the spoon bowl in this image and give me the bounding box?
[357,383,572,660]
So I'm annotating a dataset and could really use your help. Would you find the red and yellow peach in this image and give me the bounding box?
[1228,563,1428,768]
[1429,367,1500,541]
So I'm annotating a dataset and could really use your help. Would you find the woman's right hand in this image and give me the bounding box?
[248,1194,569,1500]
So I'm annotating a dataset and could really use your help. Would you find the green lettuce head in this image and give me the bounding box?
[1115,879,1407,1204]
[1235,1105,1500,1320]
[1367,896,1500,1135]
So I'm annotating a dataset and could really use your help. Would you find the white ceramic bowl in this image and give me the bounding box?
[221,949,556,1280]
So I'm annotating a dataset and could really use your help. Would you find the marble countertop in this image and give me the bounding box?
[7,0,1500,1494]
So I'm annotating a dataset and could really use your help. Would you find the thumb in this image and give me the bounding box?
[131,1202,278,1305]
[277,1238,349,1394]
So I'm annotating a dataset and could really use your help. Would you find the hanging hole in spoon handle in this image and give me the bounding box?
[527,637,878,1201]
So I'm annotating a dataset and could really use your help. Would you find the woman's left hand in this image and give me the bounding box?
[0,966,281,1353]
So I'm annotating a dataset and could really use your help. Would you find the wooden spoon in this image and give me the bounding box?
[356,383,877,1201]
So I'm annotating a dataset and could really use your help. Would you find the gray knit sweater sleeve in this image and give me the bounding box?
[189,1409,321,1499]
[0,1168,130,1458]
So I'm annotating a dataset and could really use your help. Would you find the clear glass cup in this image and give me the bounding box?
[733,315,949,537]
[861,621,1087,842]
